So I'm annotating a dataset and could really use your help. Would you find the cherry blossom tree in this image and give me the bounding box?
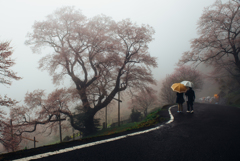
[178,0,240,85]
[128,87,158,117]
[0,41,21,107]
[1,88,71,149]
[25,6,157,135]
[159,74,177,104]
[159,65,204,104]
[0,120,22,152]
[9,88,74,138]
[0,118,32,152]
[0,40,21,151]
[0,41,21,85]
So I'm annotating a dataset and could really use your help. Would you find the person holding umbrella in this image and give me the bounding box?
[171,83,187,113]
[180,81,195,113]
[185,87,195,113]
[176,92,185,112]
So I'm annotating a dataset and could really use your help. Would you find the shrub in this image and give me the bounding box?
[130,109,143,122]
[63,136,71,142]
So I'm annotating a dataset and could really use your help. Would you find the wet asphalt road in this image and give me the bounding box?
[27,103,240,161]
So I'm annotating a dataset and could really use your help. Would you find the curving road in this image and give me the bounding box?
[11,103,240,161]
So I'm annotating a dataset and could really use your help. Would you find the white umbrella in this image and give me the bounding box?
[180,81,193,87]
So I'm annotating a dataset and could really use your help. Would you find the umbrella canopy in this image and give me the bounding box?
[180,81,193,87]
[171,83,187,93]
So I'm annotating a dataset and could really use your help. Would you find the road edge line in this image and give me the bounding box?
[13,105,175,161]
[166,105,175,124]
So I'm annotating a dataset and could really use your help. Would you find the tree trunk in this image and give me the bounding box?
[83,110,97,137]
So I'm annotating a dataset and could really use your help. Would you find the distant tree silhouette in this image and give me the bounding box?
[159,65,203,104]
[128,87,158,117]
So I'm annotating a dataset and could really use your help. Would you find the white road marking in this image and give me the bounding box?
[13,105,175,161]
[166,105,175,124]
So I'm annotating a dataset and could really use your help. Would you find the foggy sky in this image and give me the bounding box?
[0,0,228,108]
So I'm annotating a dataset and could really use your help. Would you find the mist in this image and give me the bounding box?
[0,0,229,153]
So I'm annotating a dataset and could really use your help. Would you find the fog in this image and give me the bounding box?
[0,0,225,151]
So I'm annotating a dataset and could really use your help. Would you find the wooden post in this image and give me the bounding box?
[34,137,36,148]
[10,119,13,138]
[102,122,105,129]
[72,127,75,140]
[57,100,63,143]
[72,113,75,140]
[10,119,14,152]
[59,115,62,143]
[105,106,107,128]
[118,88,120,127]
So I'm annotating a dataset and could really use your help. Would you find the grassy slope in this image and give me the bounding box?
[80,105,170,139]
[0,104,172,160]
